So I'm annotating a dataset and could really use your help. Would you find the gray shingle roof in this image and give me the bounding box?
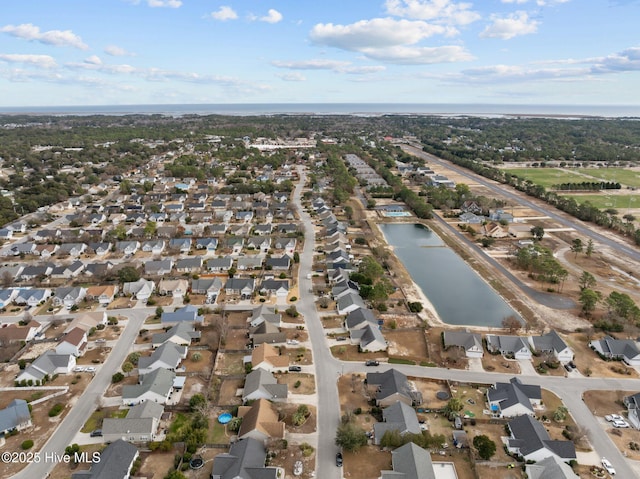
[380,442,435,479]
[488,377,541,414]
[367,369,413,403]
[71,440,138,479]
[0,399,30,433]
[211,438,279,479]
[508,415,576,460]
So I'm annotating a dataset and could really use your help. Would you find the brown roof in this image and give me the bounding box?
[86,284,117,298]
[237,398,285,439]
[0,324,31,343]
[251,343,289,369]
[60,327,87,347]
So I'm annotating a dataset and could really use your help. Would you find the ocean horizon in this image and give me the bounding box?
[0,103,639,118]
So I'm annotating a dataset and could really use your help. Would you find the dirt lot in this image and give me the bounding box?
[277,403,317,434]
[331,344,384,362]
[583,390,628,416]
[282,346,313,365]
[482,355,521,374]
[319,315,343,328]
[76,346,111,365]
[343,445,392,479]
[274,372,315,394]
[475,464,523,479]
[107,297,135,309]
[184,349,213,373]
[104,374,138,397]
[269,443,316,479]
[386,329,427,361]
[218,378,243,405]
[225,329,250,350]
[214,352,245,375]
[226,311,250,327]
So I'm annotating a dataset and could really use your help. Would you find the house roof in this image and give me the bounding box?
[374,401,421,444]
[486,335,529,354]
[351,323,386,349]
[366,369,413,402]
[531,330,569,354]
[243,369,288,400]
[152,322,200,345]
[593,335,640,359]
[488,377,541,414]
[20,350,73,380]
[60,327,86,347]
[211,438,279,479]
[161,304,204,323]
[102,417,155,436]
[443,329,482,351]
[345,308,377,330]
[0,399,31,433]
[526,455,579,479]
[251,343,289,369]
[71,440,138,479]
[380,442,435,479]
[337,292,365,312]
[191,277,223,292]
[126,400,164,420]
[225,278,255,291]
[508,414,576,460]
[122,368,175,401]
[138,342,186,370]
[237,398,285,440]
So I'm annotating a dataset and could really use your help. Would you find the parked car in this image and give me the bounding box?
[336,452,343,467]
[90,429,102,437]
[288,366,302,372]
[611,414,624,421]
[73,366,86,373]
[601,457,616,475]
[85,366,97,373]
[563,364,572,372]
[287,339,300,345]
[612,419,629,428]
[335,336,347,342]
[365,360,379,366]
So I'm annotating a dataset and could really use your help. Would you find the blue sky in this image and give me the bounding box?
[0,0,639,107]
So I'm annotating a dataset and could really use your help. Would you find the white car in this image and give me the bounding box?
[601,458,616,475]
[73,366,86,372]
[604,414,613,422]
[610,414,624,421]
[85,366,97,373]
[612,419,629,428]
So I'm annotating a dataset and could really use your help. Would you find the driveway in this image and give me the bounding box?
[517,359,539,376]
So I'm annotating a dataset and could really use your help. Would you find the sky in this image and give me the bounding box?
[0,0,639,107]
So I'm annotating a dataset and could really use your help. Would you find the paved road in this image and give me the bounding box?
[403,145,640,262]
[293,166,343,479]
[12,308,150,479]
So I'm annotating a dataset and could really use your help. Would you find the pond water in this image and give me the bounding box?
[380,223,519,327]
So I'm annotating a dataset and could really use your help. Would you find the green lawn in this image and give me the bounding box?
[561,194,640,209]
[575,168,640,188]
[208,421,230,444]
[503,168,586,188]
[81,407,129,432]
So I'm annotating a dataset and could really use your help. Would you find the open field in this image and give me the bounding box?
[561,193,640,209]
[576,167,640,188]
[502,168,586,188]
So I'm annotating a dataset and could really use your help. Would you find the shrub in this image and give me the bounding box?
[111,372,125,383]
[48,403,64,417]
[289,296,297,302]
[294,380,302,389]
[21,439,34,450]
[191,352,202,362]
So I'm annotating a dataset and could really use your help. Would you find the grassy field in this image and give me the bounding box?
[502,168,585,188]
[561,193,640,209]
[575,167,640,188]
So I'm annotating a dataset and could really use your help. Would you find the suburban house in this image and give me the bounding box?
[589,336,640,366]
[443,330,484,358]
[55,327,88,357]
[345,308,378,330]
[246,236,271,253]
[525,456,579,479]
[366,369,421,407]
[265,255,290,271]
[157,278,189,297]
[168,238,192,253]
[336,292,365,315]
[207,256,234,272]
[195,237,218,254]
[272,237,296,255]
[161,305,204,324]
[152,322,201,348]
[190,277,222,303]
[350,323,387,352]
[242,368,288,403]
[529,330,574,363]
[115,240,140,255]
[506,414,576,462]
[373,401,422,445]
[211,437,283,479]
[249,343,289,372]
[52,286,87,309]
[249,321,287,347]
[224,278,255,299]
[225,237,245,254]
[71,440,139,479]
[122,368,175,405]
[122,279,155,301]
[14,288,51,307]
[102,401,164,443]
[138,342,187,376]
[141,240,165,255]
[64,311,107,334]
[486,334,532,360]
[17,350,76,383]
[50,261,85,279]
[0,399,31,436]
[248,305,281,328]
[0,320,42,344]
[237,398,285,442]
[85,284,118,306]
[58,243,87,257]
[379,442,443,479]
[332,280,360,300]
[259,279,289,299]
[487,377,541,417]
[145,259,173,276]
[624,392,640,429]
[175,257,203,274]
[237,256,263,271]
[252,224,273,236]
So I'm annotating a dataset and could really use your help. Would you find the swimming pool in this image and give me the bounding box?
[382,211,412,217]
[218,413,233,424]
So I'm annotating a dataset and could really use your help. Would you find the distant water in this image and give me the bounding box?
[0,103,639,118]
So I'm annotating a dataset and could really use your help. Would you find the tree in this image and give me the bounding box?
[189,393,207,412]
[585,239,595,258]
[117,266,140,283]
[530,225,545,241]
[127,352,140,365]
[144,221,157,238]
[228,266,237,278]
[112,372,124,383]
[358,256,385,282]
[293,251,300,263]
[501,315,521,334]
[578,271,597,291]
[122,361,134,373]
[155,306,164,319]
[473,434,496,460]
[579,288,601,317]
[163,471,187,479]
[444,397,464,419]
[335,421,368,452]
[553,406,568,422]
[570,238,583,258]
[606,291,640,323]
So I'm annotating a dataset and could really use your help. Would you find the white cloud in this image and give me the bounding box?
[502,0,570,5]
[104,45,135,56]
[1,23,88,50]
[360,45,473,64]
[480,11,539,39]
[591,47,640,74]
[260,9,283,24]
[0,53,57,69]
[147,0,182,7]
[385,0,480,26]
[84,55,103,65]
[277,72,306,81]
[310,18,447,50]
[210,6,238,21]
[271,59,386,74]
